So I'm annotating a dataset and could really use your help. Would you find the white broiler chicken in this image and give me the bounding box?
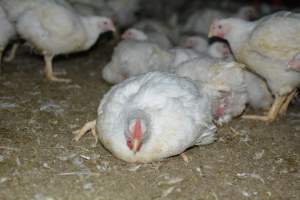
[175,57,248,124]
[102,40,201,84]
[243,70,273,110]
[0,5,17,74]
[15,0,116,82]
[74,71,216,163]
[102,40,174,84]
[0,0,73,22]
[182,6,257,36]
[207,41,233,60]
[179,35,233,59]
[179,35,208,54]
[121,28,172,49]
[167,47,199,68]
[209,11,300,122]
[133,19,178,43]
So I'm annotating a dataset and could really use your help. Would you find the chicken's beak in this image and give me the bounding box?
[132,139,141,154]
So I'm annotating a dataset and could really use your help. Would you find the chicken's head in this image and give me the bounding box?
[288,53,300,72]
[121,28,148,41]
[208,19,231,39]
[97,17,116,33]
[208,42,231,59]
[125,116,149,153]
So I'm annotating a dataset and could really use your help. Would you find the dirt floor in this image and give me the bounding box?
[0,39,299,200]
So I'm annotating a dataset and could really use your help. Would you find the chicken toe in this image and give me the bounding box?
[279,90,297,115]
[243,95,287,123]
[73,120,97,146]
[44,55,71,83]
[180,153,189,163]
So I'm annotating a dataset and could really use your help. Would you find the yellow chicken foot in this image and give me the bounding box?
[73,120,97,146]
[44,54,71,83]
[242,95,287,123]
[279,90,297,115]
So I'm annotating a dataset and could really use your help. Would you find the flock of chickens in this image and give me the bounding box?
[0,0,299,163]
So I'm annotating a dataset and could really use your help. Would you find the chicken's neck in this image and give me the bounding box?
[80,17,103,50]
[225,21,256,57]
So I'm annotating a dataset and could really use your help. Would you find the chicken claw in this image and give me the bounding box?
[44,54,71,83]
[243,95,287,123]
[73,120,97,146]
[180,153,189,163]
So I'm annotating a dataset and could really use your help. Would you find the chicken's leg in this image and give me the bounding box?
[73,120,97,146]
[279,90,297,115]
[242,95,287,123]
[4,43,19,62]
[44,54,71,83]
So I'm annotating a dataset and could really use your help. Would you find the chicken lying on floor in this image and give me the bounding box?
[0,5,17,74]
[102,40,174,84]
[175,57,248,124]
[102,40,199,84]
[15,0,116,82]
[209,11,300,122]
[121,28,172,49]
[73,72,216,163]
[179,35,233,59]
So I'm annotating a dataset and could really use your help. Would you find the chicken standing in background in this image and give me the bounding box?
[175,58,248,124]
[121,28,172,49]
[209,11,300,122]
[16,0,116,82]
[0,5,17,74]
[74,72,216,163]
[182,6,258,36]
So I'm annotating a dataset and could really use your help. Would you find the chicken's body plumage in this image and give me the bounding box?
[15,0,115,82]
[97,71,216,163]
[176,57,248,124]
[102,40,174,84]
[0,5,16,73]
[210,11,300,122]
[17,2,87,55]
